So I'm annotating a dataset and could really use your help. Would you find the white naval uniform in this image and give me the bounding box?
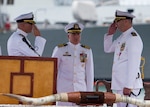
[7,29,46,56]
[104,27,143,107]
[52,42,94,106]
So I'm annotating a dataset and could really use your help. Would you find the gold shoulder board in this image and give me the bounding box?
[131,32,137,36]
[81,44,90,49]
[58,43,68,48]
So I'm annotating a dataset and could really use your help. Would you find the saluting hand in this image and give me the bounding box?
[107,22,117,35]
[32,25,41,36]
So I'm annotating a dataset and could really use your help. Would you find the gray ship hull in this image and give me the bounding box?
[0,24,150,81]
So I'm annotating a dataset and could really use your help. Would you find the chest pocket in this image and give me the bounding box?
[61,54,73,65]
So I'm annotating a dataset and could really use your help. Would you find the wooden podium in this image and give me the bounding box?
[0,56,57,105]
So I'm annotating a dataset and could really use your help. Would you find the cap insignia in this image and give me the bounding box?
[74,24,79,29]
[131,32,137,36]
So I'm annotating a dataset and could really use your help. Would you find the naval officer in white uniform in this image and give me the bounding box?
[104,10,143,107]
[7,12,46,56]
[52,22,94,106]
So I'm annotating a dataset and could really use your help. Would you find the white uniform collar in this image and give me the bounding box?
[16,29,28,37]
[68,42,81,48]
[122,27,134,36]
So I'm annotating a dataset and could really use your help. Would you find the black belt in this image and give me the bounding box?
[126,89,141,107]
[131,89,141,97]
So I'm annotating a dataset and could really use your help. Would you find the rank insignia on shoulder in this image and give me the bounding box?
[81,44,90,49]
[58,43,68,48]
[131,32,137,36]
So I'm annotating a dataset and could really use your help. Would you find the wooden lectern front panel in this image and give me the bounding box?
[0,56,57,105]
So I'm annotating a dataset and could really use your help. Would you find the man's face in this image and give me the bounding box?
[24,22,34,33]
[115,19,127,32]
[68,32,81,45]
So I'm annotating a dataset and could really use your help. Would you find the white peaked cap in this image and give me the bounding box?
[14,12,34,22]
[115,10,135,18]
[64,22,84,33]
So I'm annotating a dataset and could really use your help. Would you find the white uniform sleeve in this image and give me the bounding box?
[85,49,94,91]
[51,46,61,67]
[17,41,39,56]
[104,34,116,53]
[17,36,46,56]
[34,36,46,56]
[126,36,143,88]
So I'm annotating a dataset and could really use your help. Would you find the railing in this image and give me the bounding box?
[95,80,150,107]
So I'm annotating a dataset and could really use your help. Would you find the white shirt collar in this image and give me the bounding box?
[122,27,134,36]
[16,29,28,37]
[68,42,81,48]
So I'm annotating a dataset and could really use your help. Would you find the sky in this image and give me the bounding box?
[119,0,150,5]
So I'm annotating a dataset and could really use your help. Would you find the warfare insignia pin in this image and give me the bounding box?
[63,52,71,56]
[120,43,125,51]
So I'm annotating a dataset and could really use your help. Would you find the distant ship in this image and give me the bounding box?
[0,0,150,30]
